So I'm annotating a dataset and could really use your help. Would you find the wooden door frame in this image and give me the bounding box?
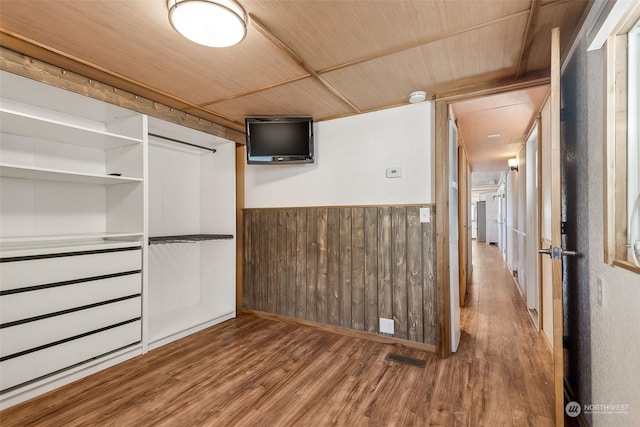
[549,27,565,426]
[433,75,550,358]
[458,144,471,308]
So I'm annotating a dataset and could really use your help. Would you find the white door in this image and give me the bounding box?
[449,119,461,352]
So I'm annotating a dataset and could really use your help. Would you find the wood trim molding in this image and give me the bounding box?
[243,202,436,211]
[435,100,451,358]
[0,45,245,143]
[516,0,542,78]
[435,72,550,102]
[550,27,564,426]
[236,144,246,315]
[248,15,361,114]
[243,309,438,354]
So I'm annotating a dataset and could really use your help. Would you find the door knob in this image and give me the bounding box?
[538,245,578,259]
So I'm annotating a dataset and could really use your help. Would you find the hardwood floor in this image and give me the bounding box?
[0,242,554,426]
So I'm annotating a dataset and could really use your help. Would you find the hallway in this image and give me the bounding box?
[454,241,555,425]
[0,242,555,426]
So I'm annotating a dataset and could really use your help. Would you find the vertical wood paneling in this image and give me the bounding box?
[295,209,307,319]
[435,99,451,357]
[306,209,318,322]
[243,210,253,310]
[377,207,393,324]
[316,209,328,324]
[406,207,424,342]
[286,210,297,318]
[267,210,278,313]
[423,207,438,345]
[250,210,261,310]
[262,210,272,312]
[276,210,287,316]
[243,204,438,345]
[392,207,408,340]
[351,208,365,333]
[339,208,352,328]
[326,209,340,326]
[364,207,379,334]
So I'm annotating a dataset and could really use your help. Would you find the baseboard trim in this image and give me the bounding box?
[242,309,437,354]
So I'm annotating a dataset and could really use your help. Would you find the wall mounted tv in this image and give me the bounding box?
[245,116,314,164]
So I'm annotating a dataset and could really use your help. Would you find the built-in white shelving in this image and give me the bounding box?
[146,117,236,349]
[0,70,146,409]
[0,238,142,259]
[0,163,143,185]
[0,69,236,410]
[0,70,144,250]
[0,107,143,150]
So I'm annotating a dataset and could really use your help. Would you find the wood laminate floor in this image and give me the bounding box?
[0,242,554,426]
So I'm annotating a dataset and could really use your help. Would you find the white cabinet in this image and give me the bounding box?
[0,70,236,409]
[0,71,146,408]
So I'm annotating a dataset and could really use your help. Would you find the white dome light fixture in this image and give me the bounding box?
[408,90,427,104]
[168,0,247,48]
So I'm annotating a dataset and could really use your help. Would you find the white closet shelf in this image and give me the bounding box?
[0,164,143,185]
[0,232,143,246]
[0,108,142,150]
[1,234,142,258]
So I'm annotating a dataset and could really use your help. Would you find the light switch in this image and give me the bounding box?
[420,207,431,223]
[386,167,402,178]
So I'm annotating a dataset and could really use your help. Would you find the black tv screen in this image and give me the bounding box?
[245,117,314,164]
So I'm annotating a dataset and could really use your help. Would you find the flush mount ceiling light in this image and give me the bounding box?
[167,0,247,48]
[408,90,427,104]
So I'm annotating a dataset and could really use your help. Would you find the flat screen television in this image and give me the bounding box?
[245,116,314,164]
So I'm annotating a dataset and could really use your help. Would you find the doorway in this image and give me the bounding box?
[449,85,549,337]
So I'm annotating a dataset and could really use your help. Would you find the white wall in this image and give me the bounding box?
[245,102,434,208]
[584,40,640,427]
[449,120,460,352]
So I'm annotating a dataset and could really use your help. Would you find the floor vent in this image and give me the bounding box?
[386,353,426,368]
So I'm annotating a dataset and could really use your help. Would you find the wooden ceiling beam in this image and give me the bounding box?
[248,14,361,114]
[434,70,549,102]
[516,0,542,78]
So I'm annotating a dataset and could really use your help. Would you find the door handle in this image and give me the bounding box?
[538,245,578,259]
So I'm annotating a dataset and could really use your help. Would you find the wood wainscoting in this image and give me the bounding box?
[242,204,437,346]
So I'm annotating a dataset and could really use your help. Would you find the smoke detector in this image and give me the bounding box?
[408,90,427,104]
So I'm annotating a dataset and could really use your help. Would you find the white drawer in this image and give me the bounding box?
[0,273,140,324]
[0,297,141,358]
[0,248,141,292]
[0,320,141,392]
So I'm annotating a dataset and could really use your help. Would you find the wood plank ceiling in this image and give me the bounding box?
[0,0,589,177]
[453,84,550,186]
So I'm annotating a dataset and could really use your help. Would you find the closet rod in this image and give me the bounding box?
[148,133,217,153]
